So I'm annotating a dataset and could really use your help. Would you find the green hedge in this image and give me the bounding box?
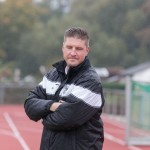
[102,82,125,90]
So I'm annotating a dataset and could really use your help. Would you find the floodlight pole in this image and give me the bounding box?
[125,75,131,145]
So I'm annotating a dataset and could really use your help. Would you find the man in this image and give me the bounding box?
[24,27,105,150]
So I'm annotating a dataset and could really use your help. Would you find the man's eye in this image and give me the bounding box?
[66,46,72,49]
[76,47,83,50]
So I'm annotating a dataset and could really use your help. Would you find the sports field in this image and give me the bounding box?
[0,105,150,150]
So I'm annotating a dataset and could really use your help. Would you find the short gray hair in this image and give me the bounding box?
[64,27,90,47]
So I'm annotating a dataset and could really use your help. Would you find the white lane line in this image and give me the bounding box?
[103,115,125,129]
[105,132,142,150]
[104,115,150,136]
[3,112,30,150]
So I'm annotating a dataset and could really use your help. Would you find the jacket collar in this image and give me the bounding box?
[53,56,91,75]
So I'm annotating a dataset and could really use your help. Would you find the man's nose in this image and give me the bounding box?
[70,48,76,55]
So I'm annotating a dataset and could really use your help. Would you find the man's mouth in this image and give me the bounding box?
[68,58,77,60]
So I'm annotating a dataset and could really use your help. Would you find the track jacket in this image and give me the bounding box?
[24,57,105,150]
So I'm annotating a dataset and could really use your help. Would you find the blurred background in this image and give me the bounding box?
[0,0,150,82]
[0,0,150,114]
[0,0,150,147]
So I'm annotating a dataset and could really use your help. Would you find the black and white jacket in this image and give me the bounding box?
[24,57,105,150]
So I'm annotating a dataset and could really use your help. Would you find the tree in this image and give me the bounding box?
[1,0,150,78]
[0,0,42,62]
[0,0,47,77]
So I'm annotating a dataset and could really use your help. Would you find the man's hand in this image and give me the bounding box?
[50,102,62,112]
[50,100,65,112]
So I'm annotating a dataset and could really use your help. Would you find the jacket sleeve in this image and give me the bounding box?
[42,78,105,130]
[24,76,54,122]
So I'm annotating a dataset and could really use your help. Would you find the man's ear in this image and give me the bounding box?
[87,47,90,53]
[62,43,64,51]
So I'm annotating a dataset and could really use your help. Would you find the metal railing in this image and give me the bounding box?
[103,89,125,116]
[0,84,126,117]
[0,83,36,104]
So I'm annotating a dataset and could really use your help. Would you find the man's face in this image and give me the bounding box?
[62,37,90,67]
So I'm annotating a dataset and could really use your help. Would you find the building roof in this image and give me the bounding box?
[107,61,150,82]
[95,68,109,77]
[120,61,150,76]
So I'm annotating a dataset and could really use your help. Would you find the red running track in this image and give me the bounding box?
[0,105,150,150]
